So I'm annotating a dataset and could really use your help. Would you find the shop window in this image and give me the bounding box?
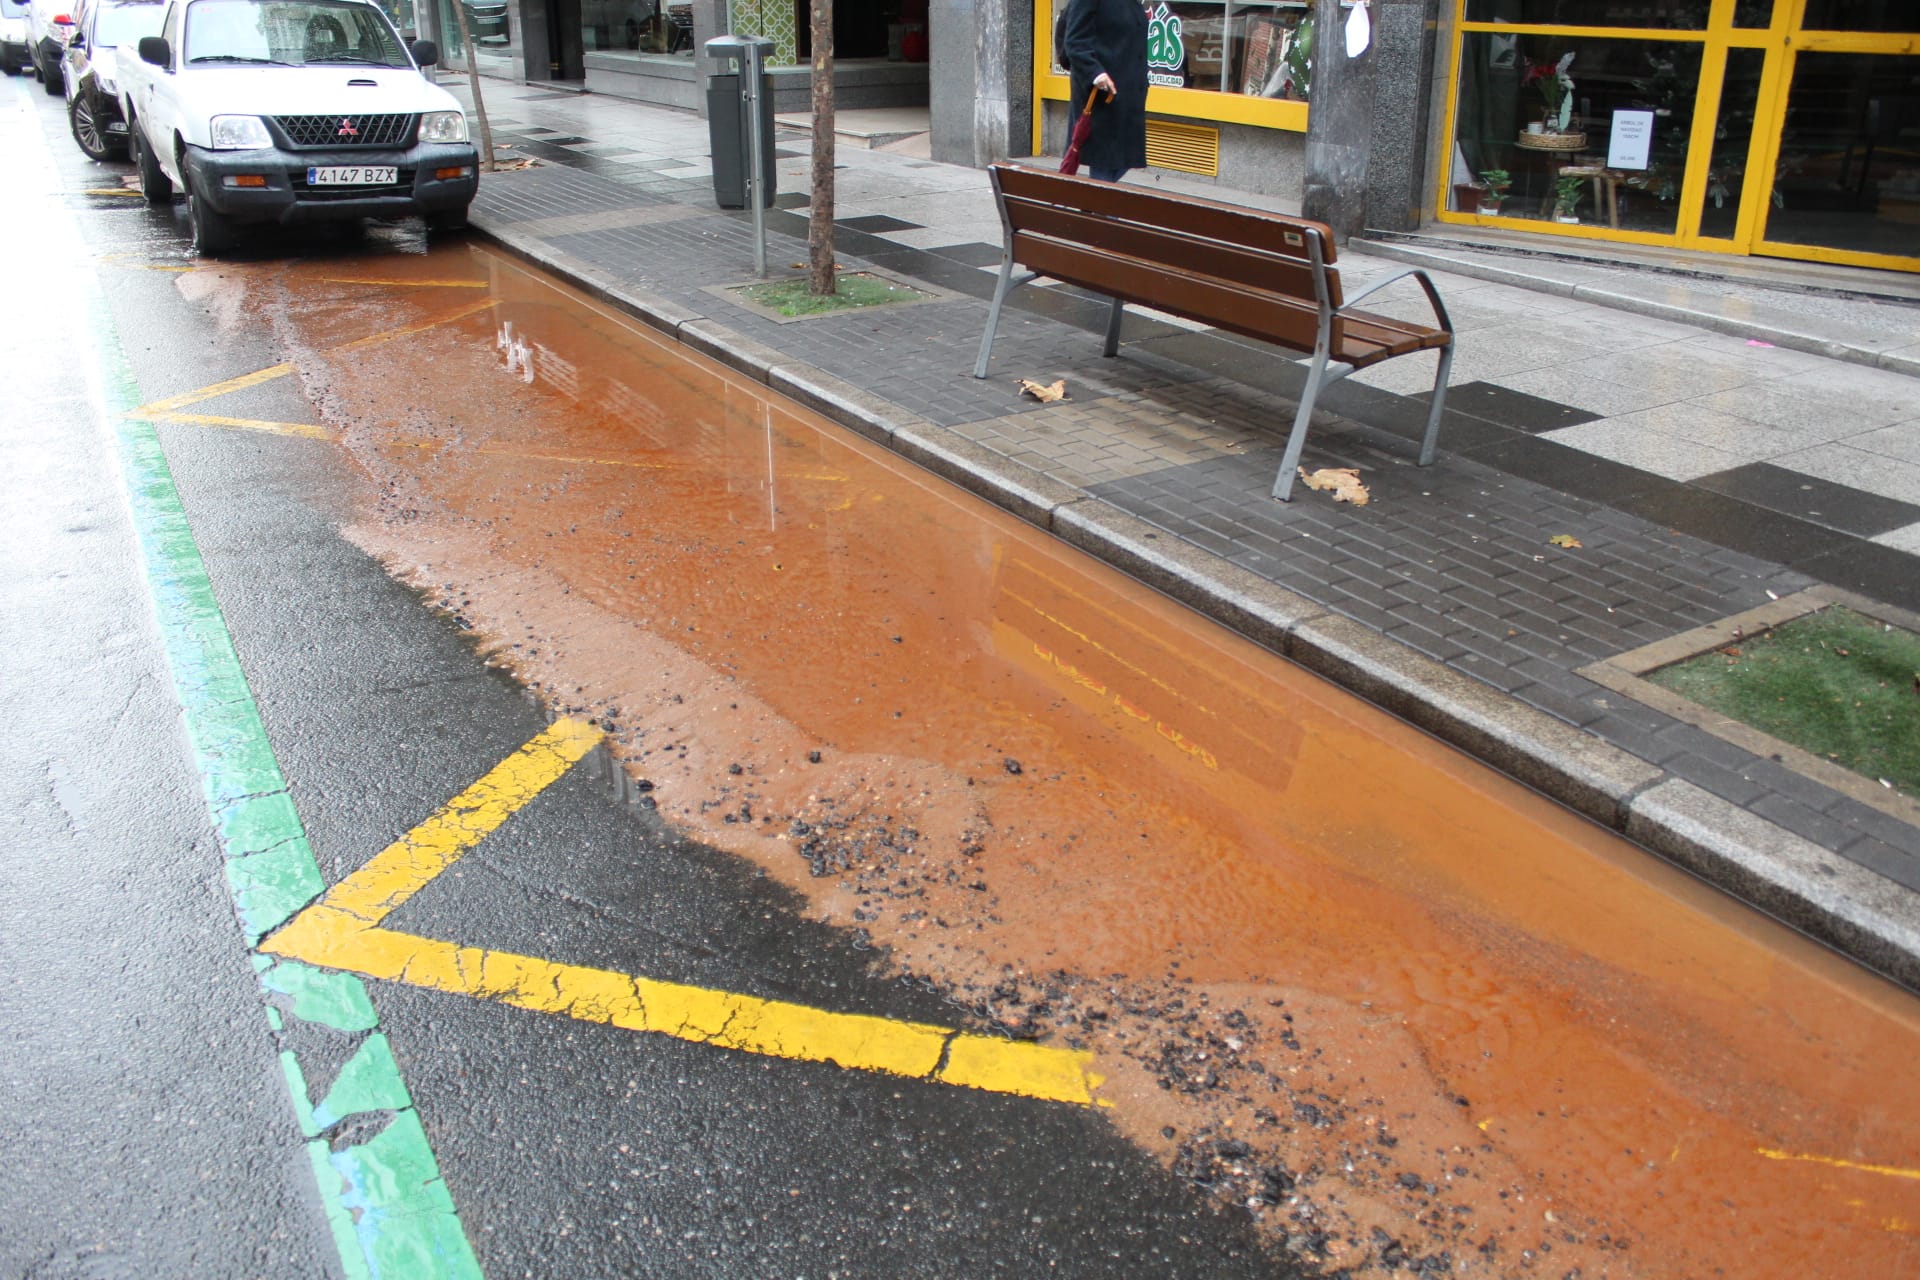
[1463,1,1709,29]
[580,0,690,52]
[1451,31,1701,234]
[1799,2,1919,35]
[439,0,520,72]
[1049,0,1315,101]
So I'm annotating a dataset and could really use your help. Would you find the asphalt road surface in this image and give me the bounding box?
[5,70,1918,1280]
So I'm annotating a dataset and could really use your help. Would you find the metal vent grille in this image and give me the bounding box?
[1145,120,1220,177]
[274,113,415,147]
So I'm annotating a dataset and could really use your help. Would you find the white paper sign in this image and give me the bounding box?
[1608,110,1656,171]
[1345,1,1370,58]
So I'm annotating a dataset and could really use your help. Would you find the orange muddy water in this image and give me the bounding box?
[198,245,1920,1276]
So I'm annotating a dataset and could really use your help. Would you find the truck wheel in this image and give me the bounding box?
[424,205,469,233]
[132,126,172,202]
[187,186,238,256]
[69,93,119,162]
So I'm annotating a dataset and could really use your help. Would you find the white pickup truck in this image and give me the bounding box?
[118,0,477,254]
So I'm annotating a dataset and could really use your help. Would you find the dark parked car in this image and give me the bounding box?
[461,0,505,46]
[63,0,163,159]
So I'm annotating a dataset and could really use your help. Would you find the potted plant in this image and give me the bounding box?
[1477,168,1511,214]
[1553,173,1587,223]
[1521,51,1586,149]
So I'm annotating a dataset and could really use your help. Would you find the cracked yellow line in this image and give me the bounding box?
[319,717,606,926]
[126,297,501,419]
[261,718,1106,1107]
[1756,1148,1920,1183]
[141,412,335,439]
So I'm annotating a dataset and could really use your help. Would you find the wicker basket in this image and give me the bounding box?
[1517,130,1589,152]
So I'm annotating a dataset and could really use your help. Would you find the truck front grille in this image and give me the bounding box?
[274,113,415,148]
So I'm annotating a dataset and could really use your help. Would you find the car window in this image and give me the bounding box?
[97,1,164,44]
[182,0,409,66]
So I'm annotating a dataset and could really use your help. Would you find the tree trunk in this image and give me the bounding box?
[452,0,496,170]
[807,0,835,296]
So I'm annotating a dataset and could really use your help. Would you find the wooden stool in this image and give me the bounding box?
[1549,163,1627,228]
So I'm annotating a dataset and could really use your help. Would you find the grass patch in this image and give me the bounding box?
[733,272,931,317]
[1646,606,1920,799]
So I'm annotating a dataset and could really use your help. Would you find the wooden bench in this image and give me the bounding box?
[973,163,1455,501]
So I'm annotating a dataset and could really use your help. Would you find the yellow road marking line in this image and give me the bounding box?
[319,718,605,926]
[140,412,335,439]
[319,277,491,288]
[336,297,500,351]
[124,297,501,419]
[84,188,145,197]
[261,718,1105,1107]
[1756,1147,1920,1182]
[131,363,297,416]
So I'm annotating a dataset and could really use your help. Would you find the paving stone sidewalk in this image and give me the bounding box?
[454,100,1920,990]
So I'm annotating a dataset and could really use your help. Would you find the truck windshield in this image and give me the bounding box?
[184,0,410,66]
[97,3,167,48]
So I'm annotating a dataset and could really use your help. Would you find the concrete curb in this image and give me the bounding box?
[1357,238,1920,382]
[472,215,1920,994]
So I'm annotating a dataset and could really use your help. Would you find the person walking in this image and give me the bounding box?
[1058,0,1148,182]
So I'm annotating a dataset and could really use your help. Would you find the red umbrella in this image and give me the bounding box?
[1059,86,1113,175]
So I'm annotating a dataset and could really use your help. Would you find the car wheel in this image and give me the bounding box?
[186,185,238,256]
[132,125,173,202]
[424,205,469,233]
[69,93,119,162]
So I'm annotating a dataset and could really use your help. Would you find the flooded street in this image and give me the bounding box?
[159,239,1920,1277]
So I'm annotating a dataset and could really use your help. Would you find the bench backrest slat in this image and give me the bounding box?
[1014,234,1330,354]
[1004,197,1327,307]
[992,165,1343,310]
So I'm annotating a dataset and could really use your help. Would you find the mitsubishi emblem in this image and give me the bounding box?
[337,118,358,137]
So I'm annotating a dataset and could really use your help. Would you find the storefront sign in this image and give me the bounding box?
[1608,109,1655,170]
[1147,3,1186,88]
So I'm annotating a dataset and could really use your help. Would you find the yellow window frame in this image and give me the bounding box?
[1031,0,1310,157]
[1433,0,1920,273]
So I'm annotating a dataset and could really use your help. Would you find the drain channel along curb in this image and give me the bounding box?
[471,219,1920,996]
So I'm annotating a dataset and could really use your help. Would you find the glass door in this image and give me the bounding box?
[1749,13,1920,271]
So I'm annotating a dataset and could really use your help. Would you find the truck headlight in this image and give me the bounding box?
[209,115,272,149]
[418,110,468,144]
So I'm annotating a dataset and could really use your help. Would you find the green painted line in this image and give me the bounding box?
[258,957,381,1032]
[84,282,480,1277]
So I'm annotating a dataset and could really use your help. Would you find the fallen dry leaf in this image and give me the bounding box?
[1018,378,1067,403]
[1297,467,1370,506]
[1548,534,1583,549]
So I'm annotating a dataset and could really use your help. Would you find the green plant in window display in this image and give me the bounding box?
[1525,51,1576,132]
[1553,172,1588,220]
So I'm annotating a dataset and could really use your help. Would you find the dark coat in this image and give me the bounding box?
[1061,0,1148,172]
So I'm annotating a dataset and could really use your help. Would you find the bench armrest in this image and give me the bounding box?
[1339,267,1453,336]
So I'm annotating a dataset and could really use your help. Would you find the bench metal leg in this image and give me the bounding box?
[1271,346,1330,502]
[1418,343,1454,467]
[1102,296,1124,358]
[973,258,1018,379]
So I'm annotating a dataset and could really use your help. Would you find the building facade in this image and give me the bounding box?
[410,0,1918,276]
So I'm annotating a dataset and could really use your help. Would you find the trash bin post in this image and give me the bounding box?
[743,36,767,277]
[703,34,777,276]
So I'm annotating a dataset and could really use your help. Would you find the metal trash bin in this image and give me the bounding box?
[704,34,776,210]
